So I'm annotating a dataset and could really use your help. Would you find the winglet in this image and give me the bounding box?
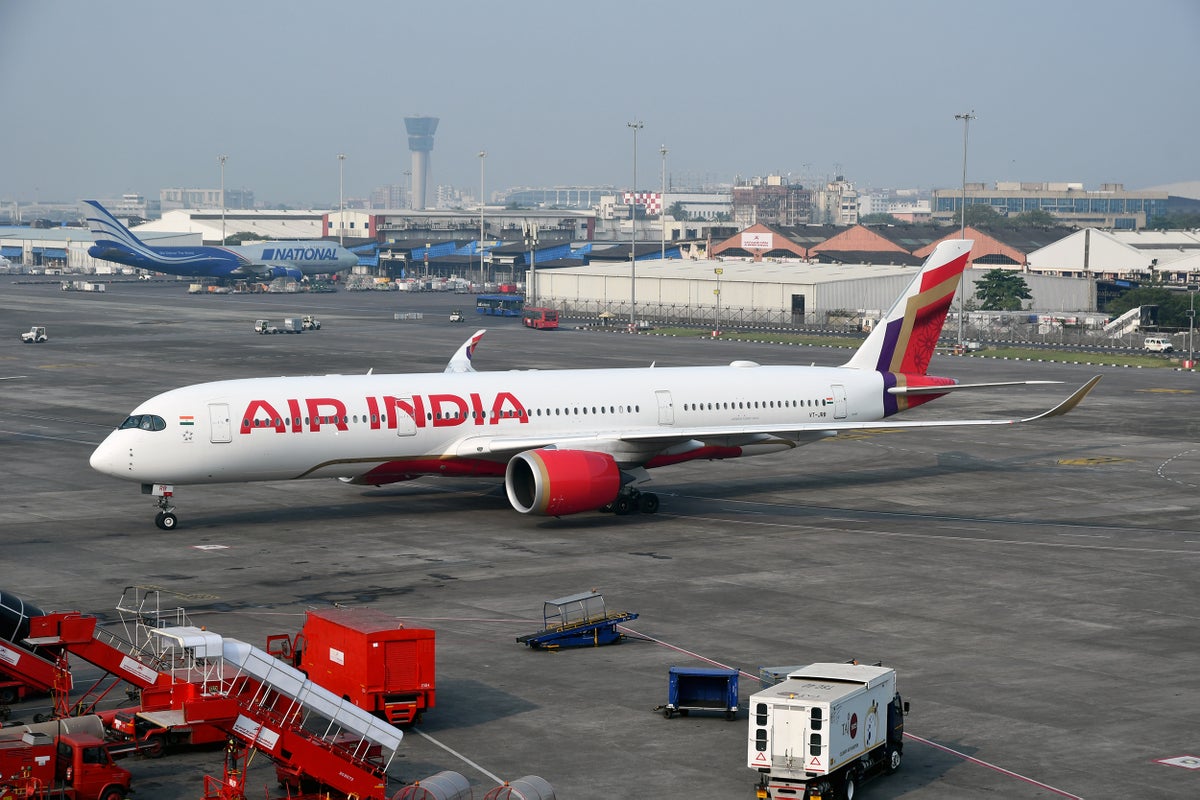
[1021,375,1102,422]
[445,329,487,373]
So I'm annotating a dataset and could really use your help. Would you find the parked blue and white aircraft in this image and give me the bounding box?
[89,239,1102,530]
[83,200,357,280]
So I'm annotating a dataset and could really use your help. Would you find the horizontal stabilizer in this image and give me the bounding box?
[889,380,1062,396]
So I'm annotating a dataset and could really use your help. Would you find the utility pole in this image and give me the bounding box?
[218,154,227,245]
[479,150,487,287]
[954,110,975,348]
[337,153,346,247]
[627,120,643,331]
[660,144,668,263]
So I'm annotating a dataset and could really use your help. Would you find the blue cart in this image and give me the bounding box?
[664,666,739,720]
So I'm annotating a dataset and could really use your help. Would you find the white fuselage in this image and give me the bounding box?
[89,363,888,486]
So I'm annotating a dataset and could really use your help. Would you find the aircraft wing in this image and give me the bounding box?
[452,376,1102,459]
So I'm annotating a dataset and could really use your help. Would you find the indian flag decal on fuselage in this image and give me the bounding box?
[179,415,195,426]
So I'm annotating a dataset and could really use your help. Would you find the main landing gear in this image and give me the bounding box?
[602,488,660,516]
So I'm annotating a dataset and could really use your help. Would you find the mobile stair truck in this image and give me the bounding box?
[747,663,908,800]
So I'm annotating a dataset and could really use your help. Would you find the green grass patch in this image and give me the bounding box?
[640,327,1183,368]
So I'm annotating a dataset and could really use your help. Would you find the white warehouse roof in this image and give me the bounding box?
[134,209,327,244]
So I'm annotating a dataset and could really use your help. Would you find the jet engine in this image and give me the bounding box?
[505,449,621,516]
[265,266,305,281]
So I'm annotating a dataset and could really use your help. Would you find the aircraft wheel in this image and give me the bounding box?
[613,496,634,515]
[637,493,660,514]
[155,512,178,531]
[598,502,614,513]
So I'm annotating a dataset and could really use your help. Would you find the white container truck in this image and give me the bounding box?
[748,662,907,800]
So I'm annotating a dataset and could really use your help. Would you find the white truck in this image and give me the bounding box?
[20,326,48,344]
[301,314,321,330]
[254,319,279,334]
[748,662,907,800]
[1143,336,1174,353]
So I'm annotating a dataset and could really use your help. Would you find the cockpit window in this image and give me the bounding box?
[119,414,167,432]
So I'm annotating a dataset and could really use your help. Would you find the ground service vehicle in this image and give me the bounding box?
[302,314,321,330]
[475,294,524,316]
[253,319,279,334]
[449,309,464,323]
[1144,336,1174,352]
[0,730,132,800]
[267,607,435,725]
[748,663,907,800]
[522,307,559,330]
[281,318,304,333]
[19,326,47,344]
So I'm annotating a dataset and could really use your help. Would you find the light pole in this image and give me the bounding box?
[1188,283,1197,369]
[337,153,346,247]
[954,110,975,348]
[660,144,668,263]
[217,154,227,245]
[479,150,487,287]
[627,120,643,331]
[714,267,723,335]
[525,222,539,306]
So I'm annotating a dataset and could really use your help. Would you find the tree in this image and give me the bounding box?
[666,201,687,220]
[1104,286,1193,328]
[1012,209,1061,227]
[961,203,1004,227]
[860,213,903,226]
[973,268,1032,311]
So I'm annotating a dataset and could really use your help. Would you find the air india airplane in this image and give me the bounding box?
[89,240,1100,530]
[84,200,358,280]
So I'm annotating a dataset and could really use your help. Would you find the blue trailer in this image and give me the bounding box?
[516,591,637,651]
[664,666,739,720]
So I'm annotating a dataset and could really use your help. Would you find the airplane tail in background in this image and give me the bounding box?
[84,200,150,252]
[843,239,972,376]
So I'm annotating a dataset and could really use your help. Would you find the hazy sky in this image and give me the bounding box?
[2,0,1197,206]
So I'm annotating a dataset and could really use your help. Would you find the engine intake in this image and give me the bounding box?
[505,449,621,516]
[267,266,305,281]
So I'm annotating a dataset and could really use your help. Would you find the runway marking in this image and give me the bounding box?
[1155,755,1200,770]
[1057,456,1133,465]
[0,429,102,446]
[1156,448,1200,490]
[1135,387,1194,394]
[906,733,1084,798]
[413,728,504,784]
[680,514,1200,556]
[620,624,1087,799]
[0,376,29,380]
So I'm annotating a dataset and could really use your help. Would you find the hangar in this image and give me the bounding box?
[531,259,923,327]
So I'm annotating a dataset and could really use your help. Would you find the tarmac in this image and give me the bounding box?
[1,275,1198,799]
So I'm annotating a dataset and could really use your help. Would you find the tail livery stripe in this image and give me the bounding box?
[880,250,967,375]
[843,239,972,376]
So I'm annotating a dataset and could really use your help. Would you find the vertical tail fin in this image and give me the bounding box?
[843,239,972,375]
[83,200,149,251]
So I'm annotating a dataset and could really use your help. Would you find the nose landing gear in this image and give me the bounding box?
[145,483,179,530]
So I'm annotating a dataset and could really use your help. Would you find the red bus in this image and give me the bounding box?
[522,307,559,330]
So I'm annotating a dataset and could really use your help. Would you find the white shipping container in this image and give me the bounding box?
[748,663,896,780]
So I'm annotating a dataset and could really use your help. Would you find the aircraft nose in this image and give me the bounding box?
[89,433,126,477]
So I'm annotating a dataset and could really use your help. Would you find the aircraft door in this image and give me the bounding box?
[209,403,232,443]
[655,390,674,425]
[394,398,417,437]
[831,385,847,419]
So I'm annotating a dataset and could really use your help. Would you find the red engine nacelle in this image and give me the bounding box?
[505,449,622,516]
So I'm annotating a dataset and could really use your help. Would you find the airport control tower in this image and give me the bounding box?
[404,116,439,210]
